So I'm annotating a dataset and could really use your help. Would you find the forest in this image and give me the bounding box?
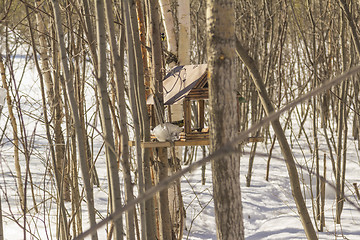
[0,0,360,239]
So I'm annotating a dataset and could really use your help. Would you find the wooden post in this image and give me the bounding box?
[156,148,173,240]
[198,100,205,130]
[184,98,191,135]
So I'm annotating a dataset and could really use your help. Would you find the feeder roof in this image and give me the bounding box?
[147,64,208,105]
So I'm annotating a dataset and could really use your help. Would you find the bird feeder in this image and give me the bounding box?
[140,64,263,148]
[147,64,209,144]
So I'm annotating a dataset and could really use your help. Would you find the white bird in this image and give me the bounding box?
[152,122,183,142]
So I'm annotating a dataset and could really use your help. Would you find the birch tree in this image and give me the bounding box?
[177,0,190,64]
[35,0,69,202]
[159,0,177,59]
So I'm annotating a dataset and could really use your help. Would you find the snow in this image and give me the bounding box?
[0,54,359,240]
[0,88,6,106]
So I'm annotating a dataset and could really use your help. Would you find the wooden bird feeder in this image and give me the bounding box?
[136,64,263,148]
[147,64,209,143]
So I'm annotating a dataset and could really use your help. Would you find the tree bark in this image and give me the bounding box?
[207,1,245,239]
[177,0,191,64]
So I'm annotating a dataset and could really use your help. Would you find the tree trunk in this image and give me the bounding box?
[148,0,173,239]
[128,1,160,238]
[336,11,347,224]
[104,1,137,240]
[124,0,160,239]
[236,37,318,240]
[0,56,24,211]
[177,0,190,64]
[95,0,126,238]
[159,0,177,58]
[155,148,173,240]
[26,8,69,238]
[168,2,189,237]
[51,1,98,239]
[81,0,98,68]
[35,0,69,202]
[0,192,2,240]
[207,1,245,239]
[0,82,4,240]
[131,9,157,237]
[338,0,360,58]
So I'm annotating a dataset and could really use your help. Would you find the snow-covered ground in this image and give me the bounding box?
[183,140,360,239]
[0,54,359,240]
